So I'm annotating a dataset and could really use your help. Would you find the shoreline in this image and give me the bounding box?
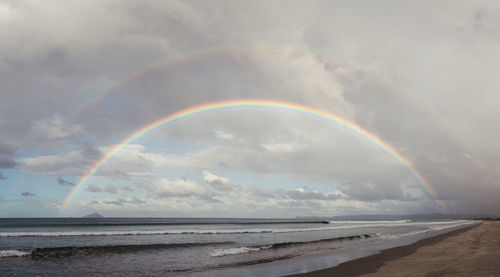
[286,223,481,277]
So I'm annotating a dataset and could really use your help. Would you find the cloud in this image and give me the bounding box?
[57,177,75,187]
[340,182,421,202]
[82,142,102,160]
[122,185,134,192]
[85,184,102,193]
[85,184,133,194]
[141,177,209,198]
[3,1,500,216]
[0,141,18,169]
[0,171,6,180]
[104,185,117,194]
[203,170,239,191]
[214,130,234,141]
[23,144,167,178]
[27,115,84,145]
[247,185,346,202]
[285,186,346,201]
[21,192,35,197]
[97,198,146,206]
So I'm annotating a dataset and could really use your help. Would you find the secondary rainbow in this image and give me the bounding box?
[70,43,361,119]
[60,100,439,211]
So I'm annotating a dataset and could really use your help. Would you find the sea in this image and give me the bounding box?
[0,217,478,276]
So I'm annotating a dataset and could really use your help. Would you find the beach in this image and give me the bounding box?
[291,220,500,277]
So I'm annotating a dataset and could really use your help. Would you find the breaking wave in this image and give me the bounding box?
[0,250,30,257]
[28,241,232,258]
[211,233,377,257]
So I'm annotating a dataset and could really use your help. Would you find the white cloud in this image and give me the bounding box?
[202,170,239,191]
[141,177,209,198]
[214,130,234,141]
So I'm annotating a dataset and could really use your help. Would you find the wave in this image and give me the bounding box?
[0,219,330,228]
[329,220,412,224]
[0,228,380,237]
[211,245,273,257]
[0,250,30,257]
[28,241,232,258]
[380,220,478,240]
[0,220,477,238]
[211,233,377,257]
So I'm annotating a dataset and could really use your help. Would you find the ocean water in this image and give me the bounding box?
[0,218,478,276]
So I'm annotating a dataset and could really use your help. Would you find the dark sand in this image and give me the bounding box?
[288,221,500,277]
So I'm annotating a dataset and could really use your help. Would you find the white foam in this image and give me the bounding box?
[380,220,478,240]
[0,250,30,257]
[210,245,271,257]
[329,220,412,224]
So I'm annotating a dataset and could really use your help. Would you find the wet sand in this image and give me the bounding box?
[289,220,500,277]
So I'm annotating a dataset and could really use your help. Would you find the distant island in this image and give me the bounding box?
[82,212,103,218]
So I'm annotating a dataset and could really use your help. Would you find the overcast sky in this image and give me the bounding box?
[1,0,499,217]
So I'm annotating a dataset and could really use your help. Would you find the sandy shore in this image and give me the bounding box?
[288,220,500,277]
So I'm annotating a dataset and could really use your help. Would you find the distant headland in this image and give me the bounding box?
[82,212,103,218]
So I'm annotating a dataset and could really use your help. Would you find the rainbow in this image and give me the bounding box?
[60,100,439,211]
[69,43,477,172]
[70,43,358,119]
[69,43,478,175]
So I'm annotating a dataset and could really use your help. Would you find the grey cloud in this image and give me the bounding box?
[2,1,500,215]
[21,192,35,197]
[0,141,18,169]
[0,155,18,169]
[122,185,134,192]
[85,184,102,193]
[57,177,75,187]
[340,182,422,202]
[22,144,157,178]
[0,171,6,180]
[82,142,102,160]
[27,115,84,147]
[104,185,117,194]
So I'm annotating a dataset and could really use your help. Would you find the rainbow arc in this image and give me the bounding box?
[60,100,438,211]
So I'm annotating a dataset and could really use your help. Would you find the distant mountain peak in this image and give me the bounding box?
[83,212,103,218]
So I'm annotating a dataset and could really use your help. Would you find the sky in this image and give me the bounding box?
[1,0,499,217]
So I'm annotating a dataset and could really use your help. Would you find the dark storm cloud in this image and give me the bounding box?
[21,192,35,197]
[57,177,75,187]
